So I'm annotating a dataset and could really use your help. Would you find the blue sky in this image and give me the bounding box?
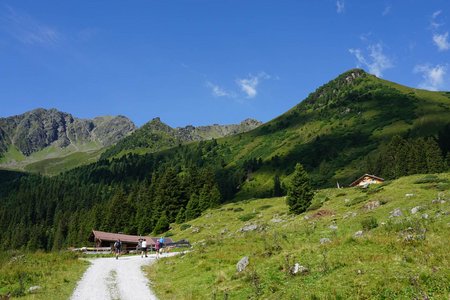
[0,1,449,127]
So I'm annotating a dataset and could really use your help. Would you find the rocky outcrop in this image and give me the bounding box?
[0,108,136,156]
[175,118,262,142]
[100,117,262,159]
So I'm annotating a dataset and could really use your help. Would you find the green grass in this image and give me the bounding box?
[0,251,88,299]
[24,149,103,176]
[147,173,450,299]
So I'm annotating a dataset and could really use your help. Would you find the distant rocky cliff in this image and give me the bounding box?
[0,108,136,157]
[100,117,262,159]
[175,118,262,142]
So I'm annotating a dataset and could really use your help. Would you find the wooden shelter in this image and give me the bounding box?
[349,174,385,187]
[89,230,155,251]
[88,230,175,251]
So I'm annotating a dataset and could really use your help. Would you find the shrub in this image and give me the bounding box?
[306,201,323,211]
[361,216,378,231]
[414,175,445,184]
[180,224,191,231]
[239,213,257,222]
[258,205,272,211]
[345,195,368,207]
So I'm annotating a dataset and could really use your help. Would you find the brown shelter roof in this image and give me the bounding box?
[349,174,385,187]
[89,230,155,245]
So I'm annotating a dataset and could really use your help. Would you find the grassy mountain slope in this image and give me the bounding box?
[148,173,450,299]
[211,69,450,197]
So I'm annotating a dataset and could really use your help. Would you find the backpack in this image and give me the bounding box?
[114,241,120,248]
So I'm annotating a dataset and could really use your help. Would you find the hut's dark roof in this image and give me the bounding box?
[89,230,156,245]
[349,174,385,187]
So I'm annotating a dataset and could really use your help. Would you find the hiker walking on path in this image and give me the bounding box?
[141,238,148,258]
[155,240,161,259]
[114,239,122,260]
[159,237,165,254]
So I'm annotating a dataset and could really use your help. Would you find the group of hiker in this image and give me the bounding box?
[113,237,166,259]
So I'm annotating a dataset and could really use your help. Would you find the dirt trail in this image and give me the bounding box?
[71,253,175,300]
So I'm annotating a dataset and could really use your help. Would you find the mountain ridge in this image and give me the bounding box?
[100,117,262,160]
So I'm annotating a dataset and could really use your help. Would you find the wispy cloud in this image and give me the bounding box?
[0,4,61,47]
[206,82,235,98]
[430,10,443,30]
[349,43,393,77]
[414,64,447,91]
[236,72,270,99]
[433,32,450,51]
[382,5,391,16]
[336,1,345,14]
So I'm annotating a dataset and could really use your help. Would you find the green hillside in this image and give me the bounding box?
[148,173,450,299]
[211,69,450,197]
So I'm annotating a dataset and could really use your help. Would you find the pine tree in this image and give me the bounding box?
[273,175,283,197]
[424,137,445,173]
[175,207,186,224]
[286,163,314,214]
[153,212,169,235]
[185,193,201,221]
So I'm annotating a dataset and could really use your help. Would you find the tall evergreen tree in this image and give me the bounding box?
[286,163,314,214]
[153,212,170,235]
[273,175,283,197]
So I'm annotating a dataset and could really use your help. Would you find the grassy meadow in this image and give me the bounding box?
[148,173,450,299]
[0,251,88,299]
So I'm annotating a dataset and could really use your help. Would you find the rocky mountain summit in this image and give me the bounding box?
[0,108,136,157]
[100,117,262,159]
[175,118,262,142]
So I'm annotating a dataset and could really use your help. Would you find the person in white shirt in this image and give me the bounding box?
[141,239,148,258]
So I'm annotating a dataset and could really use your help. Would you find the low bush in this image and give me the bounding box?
[345,196,368,207]
[239,213,257,222]
[361,216,378,231]
[180,224,191,231]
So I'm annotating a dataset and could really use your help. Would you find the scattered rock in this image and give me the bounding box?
[343,212,357,219]
[271,218,284,223]
[236,256,249,272]
[405,193,415,198]
[329,225,338,231]
[240,224,258,232]
[432,199,446,204]
[28,286,41,293]
[364,201,380,211]
[356,269,363,275]
[422,213,429,219]
[354,230,364,238]
[191,227,200,233]
[410,206,421,214]
[291,263,309,275]
[344,198,350,204]
[220,228,229,235]
[320,238,331,244]
[303,215,311,220]
[390,208,403,218]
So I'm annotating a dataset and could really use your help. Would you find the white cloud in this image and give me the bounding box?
[0,4,61,46]
[414,64,447,91]
[236,72,270,99]
[349,43,393,77]
[433,32,450,51]
[336,0,345,14]
[431,10,443,29]
[382,5,391,16]
[206,82,234,98]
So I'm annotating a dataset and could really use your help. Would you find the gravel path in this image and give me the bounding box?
[71,253,175,300]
